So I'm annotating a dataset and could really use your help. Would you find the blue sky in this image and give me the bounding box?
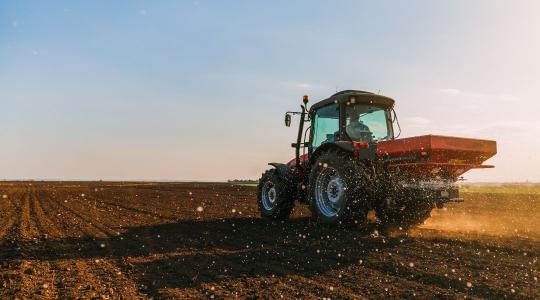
[1,1,539,181]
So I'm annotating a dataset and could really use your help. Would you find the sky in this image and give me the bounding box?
[1,1,539,182]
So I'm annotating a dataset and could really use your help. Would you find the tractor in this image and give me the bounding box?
[257,90,497,228]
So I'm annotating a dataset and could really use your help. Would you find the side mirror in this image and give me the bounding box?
[285,114,291,127]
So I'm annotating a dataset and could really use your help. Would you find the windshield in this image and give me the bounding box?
[345,104,391,142]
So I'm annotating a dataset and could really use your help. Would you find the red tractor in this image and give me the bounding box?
[257,90,497,228]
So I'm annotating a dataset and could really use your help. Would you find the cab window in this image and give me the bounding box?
[345,104,390,142]
[311,104,339,149]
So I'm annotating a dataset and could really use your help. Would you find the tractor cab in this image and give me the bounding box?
[286,90,397,168]
[309,90,395,148]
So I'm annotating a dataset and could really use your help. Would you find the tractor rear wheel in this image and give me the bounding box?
[257,169,294,220]
[308,150,371,226]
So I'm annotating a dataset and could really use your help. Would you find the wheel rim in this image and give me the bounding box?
[261,181,277,211]
[315,166,345,217]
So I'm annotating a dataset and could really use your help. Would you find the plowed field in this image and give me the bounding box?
[0,182,538,299]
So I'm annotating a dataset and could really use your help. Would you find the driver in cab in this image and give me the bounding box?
[345,113,372,142]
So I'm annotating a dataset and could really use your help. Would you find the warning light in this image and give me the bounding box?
[303,95,309,105]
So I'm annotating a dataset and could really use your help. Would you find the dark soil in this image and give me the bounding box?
[0,182,538,299]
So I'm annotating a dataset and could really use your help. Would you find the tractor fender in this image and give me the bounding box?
[268,163,293,178]
[309,142,375,165]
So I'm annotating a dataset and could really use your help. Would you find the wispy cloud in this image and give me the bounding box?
[280,80,329,92]
[439,88,460,95]
[403,116,432,126]
[407,119,538,142]
[438,88,520,102]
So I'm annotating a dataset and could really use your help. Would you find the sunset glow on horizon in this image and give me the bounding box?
[1,1,539,182]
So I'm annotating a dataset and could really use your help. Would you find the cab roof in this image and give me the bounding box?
[309,90,395,112]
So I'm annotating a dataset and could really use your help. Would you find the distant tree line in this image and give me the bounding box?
[227,179,258,184]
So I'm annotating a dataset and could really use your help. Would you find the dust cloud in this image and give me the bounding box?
[421,192,540,240]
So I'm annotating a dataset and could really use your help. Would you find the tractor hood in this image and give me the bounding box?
[376,135,497,178]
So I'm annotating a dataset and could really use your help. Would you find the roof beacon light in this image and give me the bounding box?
[303,95,309,105]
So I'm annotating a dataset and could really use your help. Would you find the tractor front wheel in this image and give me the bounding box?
[257,169,294,220]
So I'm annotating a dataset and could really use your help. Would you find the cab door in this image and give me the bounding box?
[310,103,340,152]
